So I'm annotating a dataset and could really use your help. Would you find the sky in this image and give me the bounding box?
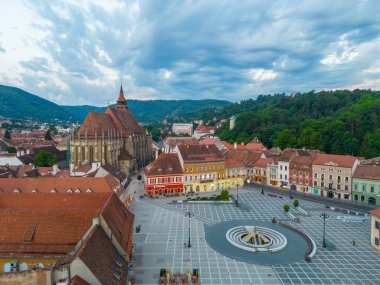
[0,0,379,106]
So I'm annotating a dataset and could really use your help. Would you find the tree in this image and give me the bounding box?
[361,128,380,158]
[6,146,16,153]
[273,129,297,149]
[34,150,57,167]
[4,129,11,139]
[293,199,299,208]
[44,130,53,141]
[283,204,290,213]
[220,190,230,200]
[49,125,59,135]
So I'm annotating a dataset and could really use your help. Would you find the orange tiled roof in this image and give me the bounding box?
[144,153,183,176]
[225,158,243,168]
[195,125,216,133]
[70,276,91,285]
[254,158,273,168]
[353,165,380,180]
[77,226,128,285]
[177,144,224,163]
[369,208,380,217]
[100,193,134,256]
[313,154,357,168]
[0,177,119,194]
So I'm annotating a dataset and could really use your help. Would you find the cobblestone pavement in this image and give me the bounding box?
[129,187,380,285]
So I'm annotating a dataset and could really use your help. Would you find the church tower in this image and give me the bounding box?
[116,84,128,110]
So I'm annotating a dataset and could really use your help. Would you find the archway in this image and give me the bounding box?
[369,197,376,205]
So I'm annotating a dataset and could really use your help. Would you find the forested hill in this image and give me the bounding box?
[63,99,231,123]
[0,85,73,122]
[214,89,380,158]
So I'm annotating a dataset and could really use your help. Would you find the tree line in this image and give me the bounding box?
[213,89,380,158]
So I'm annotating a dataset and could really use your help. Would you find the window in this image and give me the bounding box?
[314,173,317,178]
[299,171,303,176]
[306,179,309,185]
[285,166,287,170]
[344,194,349,199]
[185,176,188,182]
[170,177,174,183]
[280,165,283,170]
[196,166,198,172]
[345,185,348,191]
[164,178,168,183]
[375,237,379,246]
[150,178,155,184]
[201,167,203,171]
[293,170,296,175]
[375,221,380,230]
[329,175,332,180]
[190,176,192,181]
[314,181,317,186]
[280,174,282,179]
[345,177,349,182]
[371,186,375,193]
[354,184,358,190]
[305,171,309,176]
[321,182,324,187]
[363,185,366,192]
[185,168,188,172]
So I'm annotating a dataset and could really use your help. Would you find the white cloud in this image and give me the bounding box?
[248,68,278,81]
[320,34,359,66]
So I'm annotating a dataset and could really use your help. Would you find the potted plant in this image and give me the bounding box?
[272,217,276,223]
[293,199,299,208]
[283,204,290,213]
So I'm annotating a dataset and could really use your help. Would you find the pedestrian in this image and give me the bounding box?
[352,239,356,246]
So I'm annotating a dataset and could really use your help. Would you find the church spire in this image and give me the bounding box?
[116,83,128,110]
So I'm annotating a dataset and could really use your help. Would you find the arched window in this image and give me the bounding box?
[89,146,94,163]
[369,197,376,205]
[81,146,86,161]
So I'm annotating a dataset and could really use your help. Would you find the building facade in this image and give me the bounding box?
[312,154,358,199]
[70,86,152,176]
[289,150,318,194]
[369,208,380,250]
[144,153,183,196]
[277,149,296,189]
[175,144,226,192]
[352,165,380,206]
[172,123,193,136]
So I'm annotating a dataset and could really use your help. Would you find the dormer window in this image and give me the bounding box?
[67,189,73,193]
[31,189,38,193]
[86,188,92,193]
[75,189,81,193]
[13,189,21,193]
[50,189,57,194]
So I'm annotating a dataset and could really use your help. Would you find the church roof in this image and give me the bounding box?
[77,88,145,138]
[106,107,145,136]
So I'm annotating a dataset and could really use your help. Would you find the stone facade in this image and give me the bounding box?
[70,86,152,176]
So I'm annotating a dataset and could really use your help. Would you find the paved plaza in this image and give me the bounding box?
[129,187,380,285]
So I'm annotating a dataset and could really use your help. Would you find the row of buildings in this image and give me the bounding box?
[144,138,380,206]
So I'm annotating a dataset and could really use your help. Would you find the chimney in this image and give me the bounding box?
[234,142,237,150]
[155,150,159,160]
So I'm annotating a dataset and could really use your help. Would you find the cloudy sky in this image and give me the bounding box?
[0,0,379,106]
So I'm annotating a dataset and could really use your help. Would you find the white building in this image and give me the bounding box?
[277,149,296,189]
[172,123,193,136]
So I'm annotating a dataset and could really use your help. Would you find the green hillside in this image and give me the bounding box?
[214,89,380,158]
[0,85,73,122]
[63,99,231,123]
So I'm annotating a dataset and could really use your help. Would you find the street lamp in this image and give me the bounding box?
[320,213,329,248]
[185,211,194,248]
[236,184,239,207]
[290,184,296,199]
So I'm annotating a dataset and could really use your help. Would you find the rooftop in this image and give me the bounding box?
[144,153,183,176]
[353,165,380,180]
[313,153,357,168]
[177,144,224,163]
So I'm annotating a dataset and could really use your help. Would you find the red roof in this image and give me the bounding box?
[313,154,357,168]
[353,165,380,180]
[144,153,183,176]
[195,125,216,133]
[369,208,380,217]
[70,276,91,285]
[199,137,218,145]
[254,158,273,168]
[0,176,120,194]
[177,144,224,163]
[245,142,266,151]
[225,158,243,168]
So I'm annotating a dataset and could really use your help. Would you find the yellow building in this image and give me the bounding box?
[175,144,228,192]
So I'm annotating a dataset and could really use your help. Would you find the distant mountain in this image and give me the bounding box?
[63,99,231,123]
[0,85,73,122]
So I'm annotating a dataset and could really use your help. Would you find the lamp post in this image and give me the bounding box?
[185,211,194,248]
[290,184,296,199]
[236,184,239,207]
[320,213,329,248]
